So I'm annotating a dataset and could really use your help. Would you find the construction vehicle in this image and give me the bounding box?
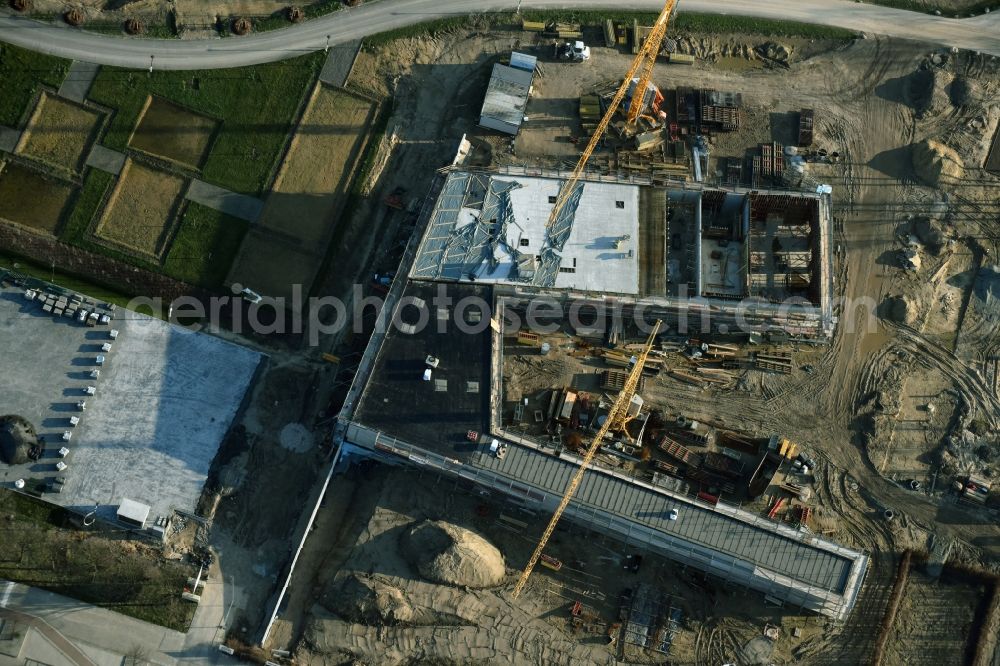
[557,40,591,62]
[523,18,582,39]
[511,320,661,599]
[542,0,677,244]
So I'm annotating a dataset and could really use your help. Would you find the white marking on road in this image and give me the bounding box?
[0,581,13,608]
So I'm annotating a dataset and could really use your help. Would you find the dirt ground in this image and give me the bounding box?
[258,84,376,246]
[0,161,74,234]
[96,159,186,257]
[129,96,218,171]
[226,84,376,303]
[884,567,986,665]
[280,465,839,665]
[17,92,103,175]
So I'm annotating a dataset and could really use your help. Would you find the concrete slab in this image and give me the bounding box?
[318,39,361,87]
[186,179,264,223]
[84,144,126,175]
[0,125,22,153]
[0,284,262,522]
[0,581,185,665]
[58,61,101,104]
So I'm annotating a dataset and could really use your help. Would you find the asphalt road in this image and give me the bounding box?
[0,0,999,70]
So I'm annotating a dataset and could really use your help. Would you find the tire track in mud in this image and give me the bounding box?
[889,322,1000,425]
[806,463,897,665]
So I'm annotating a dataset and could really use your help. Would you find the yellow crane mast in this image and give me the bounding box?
[627,2,676,124]
[543,0,678,235]
[511,320,662,599]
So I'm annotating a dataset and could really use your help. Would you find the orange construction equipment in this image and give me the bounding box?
[543,0,678,240]
[768,497,786,519]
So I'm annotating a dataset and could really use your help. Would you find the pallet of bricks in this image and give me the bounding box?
[754,349,792,374]
[579,94,602,137]
[658,436,703,468]
[752,142,785,188]
[797,109,814,147]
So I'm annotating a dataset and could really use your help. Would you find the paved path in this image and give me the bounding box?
[58,61,100,103]
[82,144,264,222]
[0,573,236,665]
[186,178,265,222]
[0,125,21,153]
[1,0,999,71]
[319,39,362,87]
[85,144,126,174]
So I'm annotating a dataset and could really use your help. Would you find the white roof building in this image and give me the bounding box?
[479,55,535,135]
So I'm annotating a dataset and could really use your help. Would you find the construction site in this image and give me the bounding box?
[2,1,1000,665]
[224,4,1000,664]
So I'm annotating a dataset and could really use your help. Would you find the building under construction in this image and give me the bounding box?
[337,165,863,621]
[410,167,834,338]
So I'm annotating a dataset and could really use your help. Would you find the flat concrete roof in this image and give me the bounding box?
[412,171,640,294]
[354,281,490,453]
[0,284,261,522]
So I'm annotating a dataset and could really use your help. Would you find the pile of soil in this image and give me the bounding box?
[912,139,963,186]
[913,216,946,255]
[949,76,977,107]
[323,574,414,625]
[906,68,951,118]
[885,294,920,326]
[400,520,505,589]
[0,415,37,465]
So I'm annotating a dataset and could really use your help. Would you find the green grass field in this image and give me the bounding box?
[59,171,247,290]
[0,248,135,307]
[164,202,249,288]
[88,52,324,196]
[0,489,196,631]
[0,43,70,127]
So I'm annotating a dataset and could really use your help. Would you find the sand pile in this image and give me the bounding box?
[912,216,946,255]
[401,520,505,589]
[949,76,977,107]
[912,139,963,187]
[906,68,951,118]
[885,294,920,326]
[323,574,415,625]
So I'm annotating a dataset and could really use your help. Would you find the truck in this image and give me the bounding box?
[556,40,591,62]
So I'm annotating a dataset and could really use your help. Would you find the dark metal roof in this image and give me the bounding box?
[474,441,853,592]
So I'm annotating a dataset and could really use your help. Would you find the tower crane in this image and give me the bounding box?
[543,0,678,238]
[511,320,662,599]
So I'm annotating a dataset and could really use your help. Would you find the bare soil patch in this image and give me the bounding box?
[0,161,74,234]
[883,565,990,665]
[95,159,186,258]
[228,84,376,301]
[129,95,219,171]
[16,92,102,174]
[257,84,376,246]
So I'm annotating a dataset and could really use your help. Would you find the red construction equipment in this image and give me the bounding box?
[767,497,786,519]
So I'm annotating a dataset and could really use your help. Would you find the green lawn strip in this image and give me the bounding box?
[0,43,71,127]
[60,168,114,246]
[163,202,249,288]
[0,249,137,308]
[363,16,481,47]
[87,51,324,196]
[0,489,196,631]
